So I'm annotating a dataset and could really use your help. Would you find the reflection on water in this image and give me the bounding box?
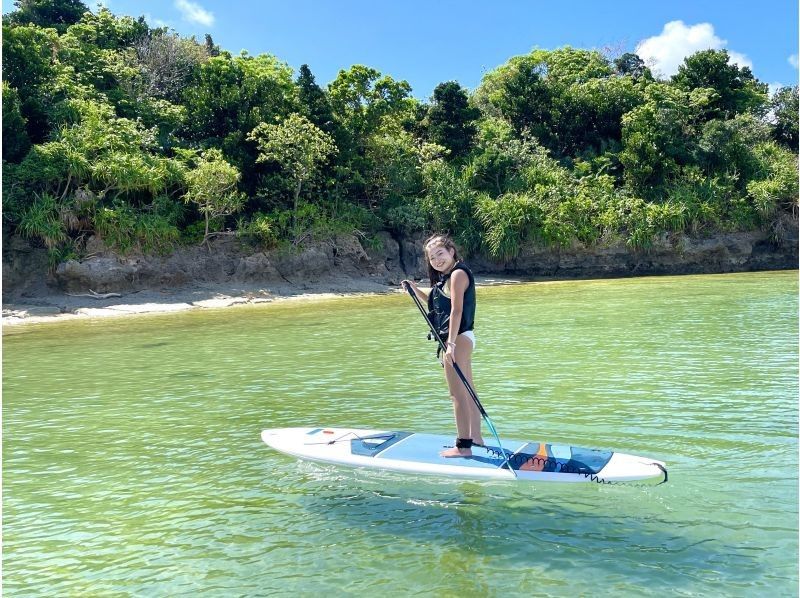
[3,271,798,596]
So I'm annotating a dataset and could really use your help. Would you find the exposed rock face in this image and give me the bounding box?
[41,232,403,294]
[2,218,797,299]
[2,235,52,299]
[469,227,798,278]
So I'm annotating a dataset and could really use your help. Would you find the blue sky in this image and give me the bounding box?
[19,1,800,98]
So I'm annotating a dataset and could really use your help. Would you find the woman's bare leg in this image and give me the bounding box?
[457,353,483,446]
[440,335,480,457]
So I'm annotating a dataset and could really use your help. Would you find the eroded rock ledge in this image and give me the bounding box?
[3,218,797,302]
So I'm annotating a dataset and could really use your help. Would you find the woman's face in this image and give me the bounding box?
[427,243,456,272]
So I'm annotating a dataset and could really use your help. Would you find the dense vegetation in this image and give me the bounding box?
[3,0,798,265]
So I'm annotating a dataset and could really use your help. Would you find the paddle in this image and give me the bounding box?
[403,282,516,477]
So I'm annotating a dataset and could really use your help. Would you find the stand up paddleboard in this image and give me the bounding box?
[261,427,668,484]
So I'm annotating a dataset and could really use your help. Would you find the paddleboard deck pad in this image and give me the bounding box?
[261,427,667,484]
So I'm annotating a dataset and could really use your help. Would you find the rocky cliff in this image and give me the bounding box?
[3,217,797,299]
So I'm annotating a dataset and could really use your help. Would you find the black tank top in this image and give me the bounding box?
[428,262,476,341]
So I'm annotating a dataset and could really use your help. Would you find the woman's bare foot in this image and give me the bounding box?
[473,437,485,448]
[440,446,472,458]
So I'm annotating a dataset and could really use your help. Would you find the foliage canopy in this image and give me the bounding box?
[2,1,796,263]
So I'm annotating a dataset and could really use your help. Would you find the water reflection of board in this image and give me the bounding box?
[261,427,668,484]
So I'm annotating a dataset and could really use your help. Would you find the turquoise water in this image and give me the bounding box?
[3,271,798,596]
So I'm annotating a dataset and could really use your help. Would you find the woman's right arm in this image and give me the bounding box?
[401,280,428,302]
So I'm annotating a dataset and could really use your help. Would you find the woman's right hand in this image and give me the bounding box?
[401,279,418,293]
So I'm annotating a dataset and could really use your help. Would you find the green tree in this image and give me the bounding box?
[182,148,246,245]
[466,117,547,196]
[2,0,794,260]
[129,29,208,103]
[769,85,799,151]
[672,49,768,119]
[326,65,414,202]
[619,84,706,197]
[4,0,88,33]
[67,7,148,50]
[248,113,338,233]
[204,33,220,57]
[564,74,644,159]
[474,50,553,144]
[426,81,479,159]
[181,52,296,189]
[2,82,32,162]
[475,192,540,260]
[697,113,770,181]
[8,97,184,254]
[1,23,59,94]
[363,123,428,208]
[475,47,630,158]
[614,52,651,79]
[327,64,413,147]
[55,9,149,112]
[182,52,295,142]
[745,142,799,219]
[475,137,597,257]
[296,64,336,137]
[2,23,60,144]
[419,159,483,254]
[545,46,614,84]
[15,98,179,202]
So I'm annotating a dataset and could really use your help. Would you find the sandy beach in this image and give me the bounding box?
[1,279,392,327]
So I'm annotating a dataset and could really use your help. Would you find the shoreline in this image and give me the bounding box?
[1,280,390,328]
[4,270,794,329]
[2,276,532,328]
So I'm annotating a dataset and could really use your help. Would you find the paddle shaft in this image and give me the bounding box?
[404,283,516,476]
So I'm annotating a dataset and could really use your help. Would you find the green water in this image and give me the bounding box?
[3,271,798,597]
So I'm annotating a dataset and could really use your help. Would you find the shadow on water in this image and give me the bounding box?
[139,341,171,349]
[294,471,763,592]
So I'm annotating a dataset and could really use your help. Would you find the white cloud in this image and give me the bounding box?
[636,21,752,78]
[768,82,785,97]
[789,54,799,69]
[726,50,753,71]
[143,12,170,29]
[174,0,214,27]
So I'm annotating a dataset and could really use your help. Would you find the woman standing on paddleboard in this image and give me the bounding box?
[402,234,481,458]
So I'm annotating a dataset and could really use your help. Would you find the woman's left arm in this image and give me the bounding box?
[445,270,468,360]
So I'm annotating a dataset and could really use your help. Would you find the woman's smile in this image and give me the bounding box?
[428,246,454,271]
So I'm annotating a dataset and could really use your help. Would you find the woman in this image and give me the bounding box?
[402,234,482,458]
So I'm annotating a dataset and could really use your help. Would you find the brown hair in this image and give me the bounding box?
[423,233,461,285]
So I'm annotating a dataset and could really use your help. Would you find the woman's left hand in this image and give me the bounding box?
[444,342,456,364]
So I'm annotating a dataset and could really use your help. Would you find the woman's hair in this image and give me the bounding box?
[423,233,461,285]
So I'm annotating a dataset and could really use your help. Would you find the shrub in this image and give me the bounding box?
[475,192,541,260]
[419,160,482,254]
[94,200,179,254]
[237,212,279,248]
[17,192,67,249]
[746,142,799,218]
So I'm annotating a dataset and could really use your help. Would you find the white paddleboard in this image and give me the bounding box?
[261,427,668,484]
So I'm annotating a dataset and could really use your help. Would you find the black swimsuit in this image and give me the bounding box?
[427,261,476,343]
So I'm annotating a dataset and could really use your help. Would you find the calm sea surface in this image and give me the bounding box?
[3,271,798,597]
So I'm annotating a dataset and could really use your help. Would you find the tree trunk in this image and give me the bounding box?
[203,209,211,248]
[292,180,302,239]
